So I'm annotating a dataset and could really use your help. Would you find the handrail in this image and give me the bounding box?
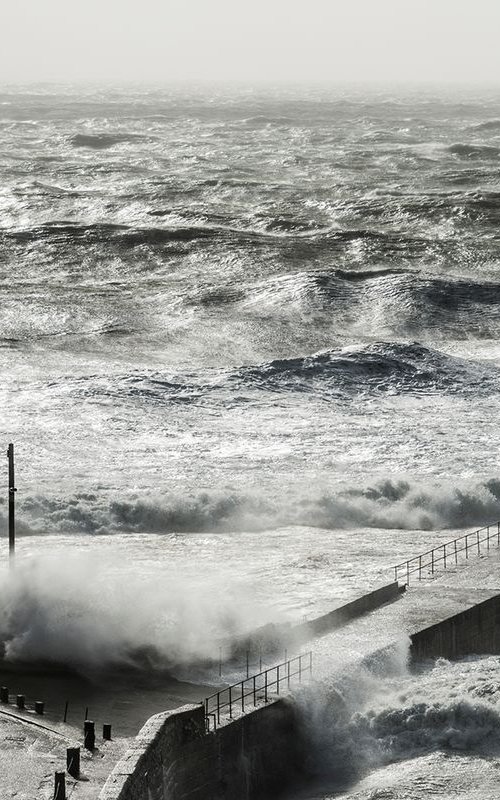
[393,520,500,585]
[204,651,313,730]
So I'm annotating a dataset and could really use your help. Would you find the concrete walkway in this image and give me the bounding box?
[0,709,128,799]
[311,545,500,679]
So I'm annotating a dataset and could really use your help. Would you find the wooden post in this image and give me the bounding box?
[84,720,95,751]
[7,444,15,562]
[66,747,80,778]
[54,771,66,800]
[103,723,112,740]
[35,701,44,715]
[16,694,25,710]
[0,687,8,703]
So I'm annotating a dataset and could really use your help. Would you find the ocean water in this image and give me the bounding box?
[2,83,500,795]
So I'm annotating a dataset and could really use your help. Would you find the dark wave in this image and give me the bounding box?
[4,221,216,246]
[471,120,500,131]
[233,343,497,396]
[70,132,152,149]
[448,143,500,159]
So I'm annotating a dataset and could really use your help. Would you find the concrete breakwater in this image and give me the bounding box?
[100,700,303,800]
[100,584,500,800]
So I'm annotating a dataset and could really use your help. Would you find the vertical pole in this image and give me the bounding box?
[406,561,410,585]
[7,444,15,563]
[394,566,398,583]
[241,681,244,713]
[477,530,480,554]
[419,555,422,580]
[299,654,302,682]
[487,527,490,551]
[217,692,220,726]
[276,665,280,695]
[228,686,232,719]
[443,544,446,569]
[264,670,268,703]
[253,675,256,706]
[287,658,291,689]
[246,650,249,679]
[465,535,468,558]
[309,651,313,675]
[454,539,458,564]
[431,549,434,574]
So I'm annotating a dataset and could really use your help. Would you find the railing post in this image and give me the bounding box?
[287,658,291,689]
[419,555,422,580]
[264,670,268,703]
[229,686,232,719]
[7,443,16,563]
[406,560,410,585]
[276,665,280,695]
[454,538,458,564]
[443,543,446,569]
[309,651,313,675]
[241,681,245,713]
[465,535,468,558]
[498,520,500,546]
[477,529,480,554]
[217,692,220,726]
[299,654,302,682]
[487,526,490,551]
[253,675,256,706]
[431,549,434,574]
[394,565,398,583]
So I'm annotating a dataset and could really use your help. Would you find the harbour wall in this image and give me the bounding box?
[99,698,303,800]
[101,588,500,800]
[410,591,500,660]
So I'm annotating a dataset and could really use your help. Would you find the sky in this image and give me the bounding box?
[3,0,500,84]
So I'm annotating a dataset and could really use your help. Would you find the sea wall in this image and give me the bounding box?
[411,592,500,660]
[291,581,401,640]
[99,698,303,800]
[232,581,401,658]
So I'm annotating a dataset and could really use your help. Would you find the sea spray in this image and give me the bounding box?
[0,551,275,673]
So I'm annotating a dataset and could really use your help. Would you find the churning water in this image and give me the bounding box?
[2,83,500,794]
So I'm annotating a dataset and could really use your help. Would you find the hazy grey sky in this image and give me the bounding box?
[3,0,500,84]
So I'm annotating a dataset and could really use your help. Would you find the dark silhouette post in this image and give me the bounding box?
[7,444,16,562]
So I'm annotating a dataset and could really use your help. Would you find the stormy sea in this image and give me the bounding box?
[2,83,500,797]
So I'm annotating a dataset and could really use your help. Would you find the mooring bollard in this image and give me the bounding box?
[103,723,112,741]
[66,746,80,779]
[35,701,44,715]
[0,686,8,703]
[54,771,66,800]
[84,720,95,751]
[16,694,25,710]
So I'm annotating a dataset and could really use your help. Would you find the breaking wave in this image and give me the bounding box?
[4,477,500,536]
[299,650,500,788]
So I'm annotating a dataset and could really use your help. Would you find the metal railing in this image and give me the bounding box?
[393,520,500,585]
[204,651,313,730]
